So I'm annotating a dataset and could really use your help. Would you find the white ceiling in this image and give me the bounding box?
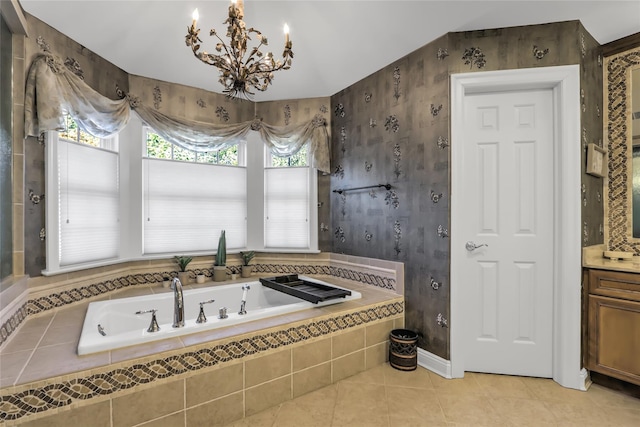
[19,0,640,102]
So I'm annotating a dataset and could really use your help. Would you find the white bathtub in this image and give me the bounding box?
[77,276,361,355]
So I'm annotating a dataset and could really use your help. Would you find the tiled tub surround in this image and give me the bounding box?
[0,253,403,425]
[0,253,400,348]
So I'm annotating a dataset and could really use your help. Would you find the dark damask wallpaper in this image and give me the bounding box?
[330,21,603,359]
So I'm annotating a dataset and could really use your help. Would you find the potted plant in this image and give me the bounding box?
[174,255,193,285]
[240,250,255,278]
[213,230,227,281]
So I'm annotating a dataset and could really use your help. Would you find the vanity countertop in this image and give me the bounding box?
[583,244,640,273]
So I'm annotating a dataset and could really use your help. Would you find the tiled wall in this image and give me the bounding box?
[0,14,13,282]
[14,318,401,427]
[10,29,24,279]
[329,21,604,359]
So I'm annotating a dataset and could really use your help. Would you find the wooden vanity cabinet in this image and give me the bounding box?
[587,269,640,385]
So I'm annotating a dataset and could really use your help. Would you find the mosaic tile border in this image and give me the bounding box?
[255,264,396,291]
[0,301,403,422]
[605,48,640,253]
[0,304,28,347]
[0,263,396,348]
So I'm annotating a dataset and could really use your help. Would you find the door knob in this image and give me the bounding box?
[465,241,488,251]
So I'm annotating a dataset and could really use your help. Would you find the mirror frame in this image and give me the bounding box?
[604,39,640,252]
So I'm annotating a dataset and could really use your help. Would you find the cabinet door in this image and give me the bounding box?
[588,295,640,385]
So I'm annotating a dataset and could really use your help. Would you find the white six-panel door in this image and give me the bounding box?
[460,89,554,377]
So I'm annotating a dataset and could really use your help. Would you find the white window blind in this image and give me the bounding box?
[143,159,247,254]
[58,140,119,266]
[264,167,310,249]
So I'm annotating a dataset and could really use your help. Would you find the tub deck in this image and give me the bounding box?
[78,276,361,355]
[0,275,401,388]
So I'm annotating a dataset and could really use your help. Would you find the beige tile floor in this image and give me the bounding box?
[226,363,640,427]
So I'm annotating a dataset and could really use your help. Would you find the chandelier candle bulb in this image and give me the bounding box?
[192,8,198,27]
[232,0,242,13]
[284,23,290,44]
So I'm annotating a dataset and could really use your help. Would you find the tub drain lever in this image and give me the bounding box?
[196,299,216,324]
[97,324,107,336]
[135,309,160,333]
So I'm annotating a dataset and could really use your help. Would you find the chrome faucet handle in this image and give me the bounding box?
[135,309,160,333]
[239,285,250,315]
[218,307,228,319]
[238,301,247,315]
[196,299,215,324]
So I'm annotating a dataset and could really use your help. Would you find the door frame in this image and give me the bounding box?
[450,65,587,390]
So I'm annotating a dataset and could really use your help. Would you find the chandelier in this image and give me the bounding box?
[185,0,294,99]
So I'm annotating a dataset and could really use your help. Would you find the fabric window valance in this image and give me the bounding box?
[24,53,330,172]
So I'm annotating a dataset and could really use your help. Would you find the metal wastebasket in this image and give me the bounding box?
[389,329,418,371]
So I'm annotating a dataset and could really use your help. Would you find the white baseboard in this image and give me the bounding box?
[416,348,592,391]
[579,368,592,391]
[417,348,452,379]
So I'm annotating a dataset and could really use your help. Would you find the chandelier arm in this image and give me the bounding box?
[247,52,288,73]
[186,25,225,69]
[243,41,268,68]
[191,37,240,83]
[186,27,205,60]
[209,31,235,65]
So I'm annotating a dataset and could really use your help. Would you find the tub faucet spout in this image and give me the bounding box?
[172,277,185,328]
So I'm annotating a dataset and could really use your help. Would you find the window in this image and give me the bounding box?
[264,148,314,249]
[264,167,311,249]
[45,115,317,274]
[47,116,119,269]
[145,130,239,165]
[60,114,118,151]
[143,130,247,254]
[269,146,307,167]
